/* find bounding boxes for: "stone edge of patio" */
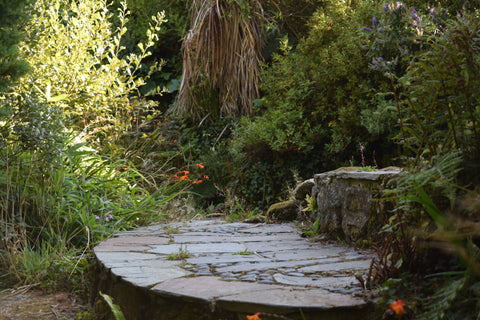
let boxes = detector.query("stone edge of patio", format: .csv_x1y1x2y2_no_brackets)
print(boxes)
94,219,377,320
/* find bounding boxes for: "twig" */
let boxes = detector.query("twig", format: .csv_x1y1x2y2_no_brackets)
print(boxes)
50,305,60,320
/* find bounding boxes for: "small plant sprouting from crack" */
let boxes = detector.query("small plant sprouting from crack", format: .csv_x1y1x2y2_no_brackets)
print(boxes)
233,249,254,256
163,225,182,235
166,246,191,260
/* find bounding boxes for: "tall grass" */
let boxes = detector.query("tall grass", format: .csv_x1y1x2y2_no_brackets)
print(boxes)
0,135,186,289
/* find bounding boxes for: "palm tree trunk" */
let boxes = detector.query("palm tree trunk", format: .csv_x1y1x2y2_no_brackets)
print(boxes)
176,0,265,120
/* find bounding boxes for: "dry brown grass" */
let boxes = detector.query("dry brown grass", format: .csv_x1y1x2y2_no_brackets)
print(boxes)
176,0,265,120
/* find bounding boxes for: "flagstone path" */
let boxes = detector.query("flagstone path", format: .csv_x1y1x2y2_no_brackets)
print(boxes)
94,219,377,320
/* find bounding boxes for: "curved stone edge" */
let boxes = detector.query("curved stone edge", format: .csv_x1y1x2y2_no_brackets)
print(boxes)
94,252,375,320
94,262,374,320
93,221,376,319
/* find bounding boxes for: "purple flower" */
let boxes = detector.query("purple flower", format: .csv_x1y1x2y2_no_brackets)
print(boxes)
383,3,390,12
105,216,110,222
363,27,373,32
395,1,404,10
95,215,100,220
371,57,384,66
429,8,435,17
370,57,385,70
412,9,420,20
372,17,378,28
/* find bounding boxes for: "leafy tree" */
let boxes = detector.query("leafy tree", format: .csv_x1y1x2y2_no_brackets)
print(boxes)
0,0,30,90
19,0,164,131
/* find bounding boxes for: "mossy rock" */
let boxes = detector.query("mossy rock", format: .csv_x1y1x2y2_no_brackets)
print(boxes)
294,179,314,201
267,200,298,221
333,166,363,172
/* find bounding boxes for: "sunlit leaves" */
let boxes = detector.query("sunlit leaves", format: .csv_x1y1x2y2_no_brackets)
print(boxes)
19,0,165,129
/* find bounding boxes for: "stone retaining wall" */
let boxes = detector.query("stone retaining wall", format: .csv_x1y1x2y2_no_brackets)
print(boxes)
312,167,401,244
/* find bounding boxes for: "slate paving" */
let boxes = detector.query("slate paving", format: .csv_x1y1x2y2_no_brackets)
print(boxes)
94,219,376,320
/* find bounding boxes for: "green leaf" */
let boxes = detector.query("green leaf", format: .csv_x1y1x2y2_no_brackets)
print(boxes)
99,292,126,320
406,181,445,225
47,94,71,102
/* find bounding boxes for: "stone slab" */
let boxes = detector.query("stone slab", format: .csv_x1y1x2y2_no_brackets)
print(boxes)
148,242,247,255
95,219,376,319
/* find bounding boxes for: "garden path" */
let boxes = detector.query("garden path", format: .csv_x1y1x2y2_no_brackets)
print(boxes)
94,219,376,320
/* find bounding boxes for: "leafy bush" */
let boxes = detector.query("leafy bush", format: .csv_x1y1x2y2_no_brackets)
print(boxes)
20,0,165,130
228,0,399,207
0,0,188,291
364,7,480,317
398,13,480,176
113,0,188,101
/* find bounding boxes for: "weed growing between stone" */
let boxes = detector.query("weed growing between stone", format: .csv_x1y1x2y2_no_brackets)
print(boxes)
233,249,254,256
166,246,191,260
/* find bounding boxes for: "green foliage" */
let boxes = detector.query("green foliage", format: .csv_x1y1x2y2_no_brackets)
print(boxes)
166,245,191,260
301,216,321,238
233,249,254,256
416,275,468,320
225,206,262,223
1,133,186,287
302,194,317,213
0,0,30,90
364,3,480,173
100,292,126,320
20,0,165,129
3,243,91,291
0,0,193,295
0,90,65,160
260,0,324,41
398,13,480,172
113,0,188,100
0,0,185,284
228,0,397,207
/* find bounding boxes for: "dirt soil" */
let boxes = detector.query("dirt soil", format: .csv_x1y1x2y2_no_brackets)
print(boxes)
0,287,90,320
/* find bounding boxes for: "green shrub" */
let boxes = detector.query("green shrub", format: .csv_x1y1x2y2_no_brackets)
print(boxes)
398,13,480,177
0,0,188,291
227,0,399,207
364,7,480,312
20,0,165,130
112,0,188,101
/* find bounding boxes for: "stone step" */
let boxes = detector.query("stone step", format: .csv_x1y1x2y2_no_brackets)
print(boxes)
94,219,376,320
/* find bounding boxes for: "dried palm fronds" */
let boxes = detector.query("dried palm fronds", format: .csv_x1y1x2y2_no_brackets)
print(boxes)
176,0,265,120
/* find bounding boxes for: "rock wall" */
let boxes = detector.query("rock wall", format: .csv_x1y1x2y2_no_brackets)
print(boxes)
312,167,401,244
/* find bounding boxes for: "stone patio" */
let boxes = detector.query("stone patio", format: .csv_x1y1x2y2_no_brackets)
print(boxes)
94,219,376,320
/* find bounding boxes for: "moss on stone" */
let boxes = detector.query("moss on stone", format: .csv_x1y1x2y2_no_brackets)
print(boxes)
267,200,298,221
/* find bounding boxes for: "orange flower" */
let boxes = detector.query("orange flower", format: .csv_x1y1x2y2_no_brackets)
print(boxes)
203,175,209,179
193,180,203,184
196,163,205,169
180,175,189,181
390,298,406,315
246,312,261,320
